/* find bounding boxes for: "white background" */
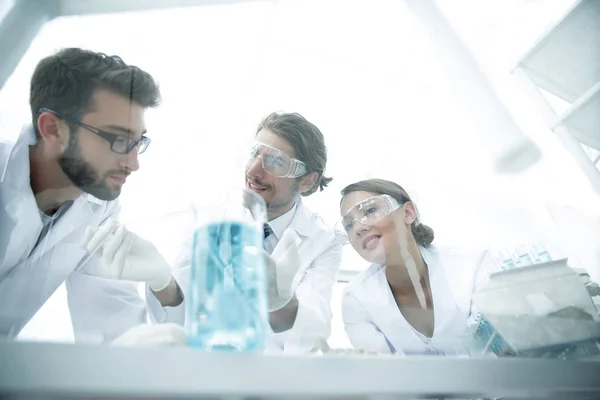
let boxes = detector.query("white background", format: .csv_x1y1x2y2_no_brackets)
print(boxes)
1,0,599,347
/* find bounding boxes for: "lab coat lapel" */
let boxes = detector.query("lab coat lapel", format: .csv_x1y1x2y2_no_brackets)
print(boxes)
359,265,413,354
422,247,458,333
0,125,36,186
30,196,96,261
422,247,471,349
0,127,43,269
27,195,99,301
352,248,479,355
272,200,334,291
1,186,42,270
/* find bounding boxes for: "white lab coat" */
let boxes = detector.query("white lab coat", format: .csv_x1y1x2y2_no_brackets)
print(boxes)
0,126,147,342
342,245,493,355
147,200,344,353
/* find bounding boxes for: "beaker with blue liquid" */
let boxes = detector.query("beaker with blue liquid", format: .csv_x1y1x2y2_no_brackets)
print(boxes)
186,189,269,352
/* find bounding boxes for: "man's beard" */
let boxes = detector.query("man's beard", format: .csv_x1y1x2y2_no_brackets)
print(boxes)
266,179,300,213
58,133,121,201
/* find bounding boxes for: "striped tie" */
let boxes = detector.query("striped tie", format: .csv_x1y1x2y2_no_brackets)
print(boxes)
263,223,272,239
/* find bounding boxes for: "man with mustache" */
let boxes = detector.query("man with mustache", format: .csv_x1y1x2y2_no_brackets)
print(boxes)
144,112,344,352
0,48,183,343
77,111,343,352
242,112,344,352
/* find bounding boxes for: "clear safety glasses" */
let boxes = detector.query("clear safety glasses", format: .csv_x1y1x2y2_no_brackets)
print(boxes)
247,141,307,178
338,194,402,235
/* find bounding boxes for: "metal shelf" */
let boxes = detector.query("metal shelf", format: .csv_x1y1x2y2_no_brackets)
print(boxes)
515,0,600,103
512,0,600,194
554,82,600,151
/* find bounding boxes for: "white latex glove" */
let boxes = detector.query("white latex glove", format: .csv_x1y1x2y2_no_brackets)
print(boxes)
81,218,173,291
111,324,187,347
264,229,302,311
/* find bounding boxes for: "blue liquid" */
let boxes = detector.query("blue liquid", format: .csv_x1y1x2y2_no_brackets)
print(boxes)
538,251,552,263
518,253,533,267
533,244,552,263
502,258,516,270
474,315,507,355
186,221,269,352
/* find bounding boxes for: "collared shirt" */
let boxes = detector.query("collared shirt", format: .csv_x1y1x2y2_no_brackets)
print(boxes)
32,201,74,253
263,202,297,254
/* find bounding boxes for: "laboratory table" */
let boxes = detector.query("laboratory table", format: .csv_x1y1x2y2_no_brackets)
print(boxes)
1,342,599,399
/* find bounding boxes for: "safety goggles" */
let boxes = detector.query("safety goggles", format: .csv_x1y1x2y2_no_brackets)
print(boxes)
338,194,402,235
247,141,307,178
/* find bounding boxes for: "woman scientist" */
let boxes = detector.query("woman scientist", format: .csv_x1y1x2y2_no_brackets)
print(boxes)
339,179,493,355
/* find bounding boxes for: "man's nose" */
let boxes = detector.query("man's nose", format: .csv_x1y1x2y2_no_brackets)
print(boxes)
246,156,265,177
121,150,140,172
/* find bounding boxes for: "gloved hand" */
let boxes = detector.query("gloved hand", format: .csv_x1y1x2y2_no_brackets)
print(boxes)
81,218,173,291
111,323,187,347
264,229,302,312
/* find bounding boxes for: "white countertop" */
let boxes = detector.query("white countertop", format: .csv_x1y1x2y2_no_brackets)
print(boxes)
1,342,600,399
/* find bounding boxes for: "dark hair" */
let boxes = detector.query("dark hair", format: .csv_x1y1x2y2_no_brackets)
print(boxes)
30,48,161,137
340,178,435,247
257,112,332,196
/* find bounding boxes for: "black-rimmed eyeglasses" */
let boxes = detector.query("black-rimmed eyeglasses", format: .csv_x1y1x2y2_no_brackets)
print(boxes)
38,108,151,154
